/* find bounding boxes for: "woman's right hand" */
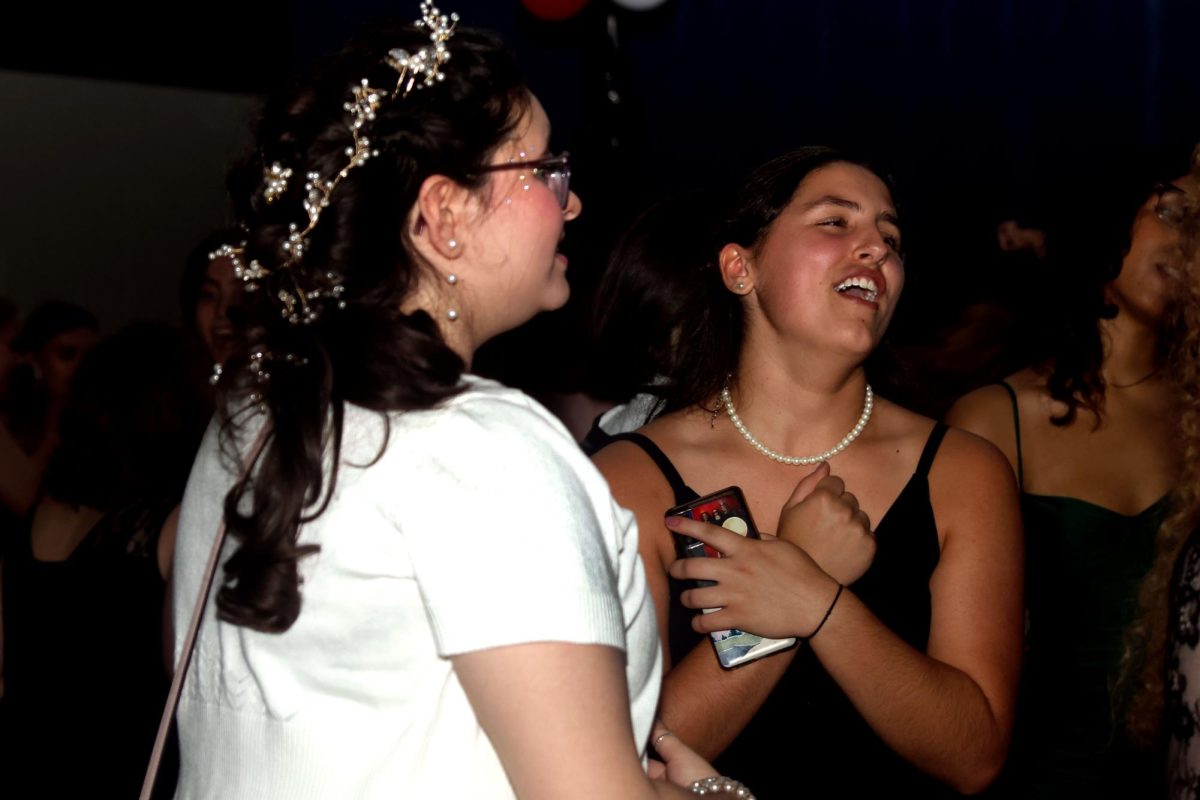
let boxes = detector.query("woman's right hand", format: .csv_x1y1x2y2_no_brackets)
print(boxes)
647,723,716,786
667,516,841,639
776,461,876,586
649,723,752,799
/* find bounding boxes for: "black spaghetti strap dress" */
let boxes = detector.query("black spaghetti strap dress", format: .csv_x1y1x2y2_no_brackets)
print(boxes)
601,425,956,798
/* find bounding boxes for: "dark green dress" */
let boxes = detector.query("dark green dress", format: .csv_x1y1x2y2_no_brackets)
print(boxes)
997,382,1167,798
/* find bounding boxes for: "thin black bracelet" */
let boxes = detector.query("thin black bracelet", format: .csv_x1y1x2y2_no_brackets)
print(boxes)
803,583,844,640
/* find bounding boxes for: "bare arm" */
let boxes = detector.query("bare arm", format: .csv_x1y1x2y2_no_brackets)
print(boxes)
594,443,802,758
593,444,873,759
818,433,1022,792
452,642,737,799
945,384,1022,480
672,431,1023,794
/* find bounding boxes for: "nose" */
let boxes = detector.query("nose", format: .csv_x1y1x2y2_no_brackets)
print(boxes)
564,189,582,222
227,304,248,329
855,231,888,265
216,293,232,322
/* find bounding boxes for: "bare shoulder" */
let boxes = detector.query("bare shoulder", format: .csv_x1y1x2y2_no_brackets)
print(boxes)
873,397,934,435
591,417,686,571
928,426,1021,546
590,415,685,515
591,439,665,505
878,399,1017,514
871,399,1000,475
1003,366,1048,393
932,426,1018,489
945,383,1013,434
944,368,1044,469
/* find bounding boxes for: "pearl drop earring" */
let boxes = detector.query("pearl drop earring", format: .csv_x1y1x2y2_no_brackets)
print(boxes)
446,270,459,320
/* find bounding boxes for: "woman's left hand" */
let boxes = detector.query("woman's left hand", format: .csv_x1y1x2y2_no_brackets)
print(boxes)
666,515,841,639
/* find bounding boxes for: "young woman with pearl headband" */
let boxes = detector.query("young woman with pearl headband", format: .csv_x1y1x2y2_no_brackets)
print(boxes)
168,7,750,798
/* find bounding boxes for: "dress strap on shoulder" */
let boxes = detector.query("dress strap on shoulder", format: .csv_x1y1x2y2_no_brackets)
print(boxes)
992,381,1024,489
579,415,614,457
606,432,700,505
915,422,950,478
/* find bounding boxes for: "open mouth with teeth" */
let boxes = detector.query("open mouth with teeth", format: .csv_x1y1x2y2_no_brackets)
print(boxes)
835,276,879,303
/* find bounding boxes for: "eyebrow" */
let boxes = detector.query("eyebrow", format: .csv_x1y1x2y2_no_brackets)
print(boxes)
1155,182,1185,196
804,195,901,227
803,195,860,212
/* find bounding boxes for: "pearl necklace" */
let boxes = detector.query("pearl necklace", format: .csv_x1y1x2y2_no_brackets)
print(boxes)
721,383,874,466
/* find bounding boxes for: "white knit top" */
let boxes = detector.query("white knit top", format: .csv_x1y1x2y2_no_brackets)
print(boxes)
172,377,661,799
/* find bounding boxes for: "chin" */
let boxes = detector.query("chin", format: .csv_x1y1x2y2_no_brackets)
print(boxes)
829,329,884,364
543,277,571,311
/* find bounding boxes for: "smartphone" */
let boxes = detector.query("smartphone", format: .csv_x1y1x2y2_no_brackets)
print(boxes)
667,486,797,668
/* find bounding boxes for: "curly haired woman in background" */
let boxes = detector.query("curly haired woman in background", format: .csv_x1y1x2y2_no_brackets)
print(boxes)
949,155,1200,797
1125,150,1200,799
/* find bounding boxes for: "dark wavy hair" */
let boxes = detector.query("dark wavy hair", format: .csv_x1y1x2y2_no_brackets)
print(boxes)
589,190,722,410
213,22,529,633
1036,171,1167,427
661,146,901,413
1036,154,1195,429
1123,143,1200,748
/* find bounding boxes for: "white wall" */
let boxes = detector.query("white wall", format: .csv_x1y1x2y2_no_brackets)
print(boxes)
0,70,260,330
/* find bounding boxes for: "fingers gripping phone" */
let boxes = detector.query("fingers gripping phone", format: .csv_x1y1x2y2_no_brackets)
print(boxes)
668,486,797,669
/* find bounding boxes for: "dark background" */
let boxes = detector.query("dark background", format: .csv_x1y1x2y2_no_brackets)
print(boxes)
4,0,1198,396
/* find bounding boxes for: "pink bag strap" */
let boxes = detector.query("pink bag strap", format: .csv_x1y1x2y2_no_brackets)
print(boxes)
140,429,268,800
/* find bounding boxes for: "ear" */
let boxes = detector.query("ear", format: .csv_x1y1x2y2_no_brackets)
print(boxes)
411,174,469,260
718,243,753,294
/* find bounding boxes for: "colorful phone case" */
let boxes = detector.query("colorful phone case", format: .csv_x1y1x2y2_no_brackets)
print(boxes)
668,486,797,668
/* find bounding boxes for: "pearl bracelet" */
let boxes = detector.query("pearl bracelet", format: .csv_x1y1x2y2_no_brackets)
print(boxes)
690,775,756,799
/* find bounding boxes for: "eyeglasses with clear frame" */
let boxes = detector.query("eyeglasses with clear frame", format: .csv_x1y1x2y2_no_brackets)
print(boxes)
474,152,571,209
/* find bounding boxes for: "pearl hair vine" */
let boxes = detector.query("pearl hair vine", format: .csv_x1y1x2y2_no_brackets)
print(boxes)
386,1,460,95
208,2,460,328
205,3,460,392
